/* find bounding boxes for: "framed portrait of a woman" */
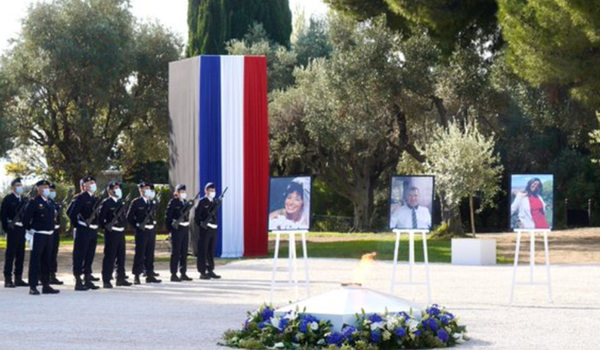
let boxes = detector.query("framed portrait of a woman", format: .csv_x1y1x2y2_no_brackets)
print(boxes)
268,176,312,231
510,174,554,230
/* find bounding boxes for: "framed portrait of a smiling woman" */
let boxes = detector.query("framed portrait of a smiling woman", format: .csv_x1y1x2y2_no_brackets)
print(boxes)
268,176,312,231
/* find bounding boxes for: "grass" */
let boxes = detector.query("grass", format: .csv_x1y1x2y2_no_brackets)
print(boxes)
1,232,512,264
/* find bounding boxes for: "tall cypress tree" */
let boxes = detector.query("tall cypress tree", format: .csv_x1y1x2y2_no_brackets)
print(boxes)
187,0,292,56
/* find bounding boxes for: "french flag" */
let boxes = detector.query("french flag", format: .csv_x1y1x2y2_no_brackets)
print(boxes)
168,55,269,258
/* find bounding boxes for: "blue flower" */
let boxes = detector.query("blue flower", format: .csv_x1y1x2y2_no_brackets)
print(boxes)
445,312,455,320
426,306,441,316
302,314,319,323
299,321,308,333
258,322,266,329
371,330,382,343
423,318,438,332
414,330,422,337
395,327,406,338
439,315,451,325
368,314,384,323
437,329,450,343
326,332,345,346
396,312,411,321
342,326,357,339
279,318,290,330
261,307,274,321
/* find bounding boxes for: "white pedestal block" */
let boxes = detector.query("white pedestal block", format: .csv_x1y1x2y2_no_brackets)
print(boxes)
451,238,496,265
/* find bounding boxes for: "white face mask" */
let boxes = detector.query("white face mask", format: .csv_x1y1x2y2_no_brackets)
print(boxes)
48,191,57,200
148,191,156,200
208,192,216,199
42,188,50,198
180,193,187,200
144,189,152,198
15,186,23,195
89,183,97,193
114,188,122,198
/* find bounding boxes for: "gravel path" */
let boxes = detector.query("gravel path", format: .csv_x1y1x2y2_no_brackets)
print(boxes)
1,258,599,350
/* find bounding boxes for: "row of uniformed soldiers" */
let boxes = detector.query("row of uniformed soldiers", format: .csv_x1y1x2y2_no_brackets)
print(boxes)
2,176,222,295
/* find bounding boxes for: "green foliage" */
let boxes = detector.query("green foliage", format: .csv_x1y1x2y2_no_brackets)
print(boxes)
187,0,292,56
0,0,182,188
498,0,600,109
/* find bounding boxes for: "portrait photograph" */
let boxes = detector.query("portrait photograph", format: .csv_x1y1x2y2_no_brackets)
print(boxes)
268,176,312,231
510,174,554,230
389,175,435,230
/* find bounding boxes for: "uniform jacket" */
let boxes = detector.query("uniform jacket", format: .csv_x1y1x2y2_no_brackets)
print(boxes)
22,196,55,232
165,198,191,232
0,193,25,232
194,197,218,228
98,196,128,230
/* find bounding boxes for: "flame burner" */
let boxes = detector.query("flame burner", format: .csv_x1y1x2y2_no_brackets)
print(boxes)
275,284,422,332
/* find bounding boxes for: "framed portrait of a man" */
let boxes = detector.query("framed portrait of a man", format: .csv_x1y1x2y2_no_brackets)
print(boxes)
268,176,312,231
389,175,435,231
510,174,554,230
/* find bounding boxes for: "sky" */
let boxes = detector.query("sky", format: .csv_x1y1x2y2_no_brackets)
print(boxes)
0,0,328,188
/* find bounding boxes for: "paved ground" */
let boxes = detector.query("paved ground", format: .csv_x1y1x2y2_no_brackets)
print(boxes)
1,257,599,350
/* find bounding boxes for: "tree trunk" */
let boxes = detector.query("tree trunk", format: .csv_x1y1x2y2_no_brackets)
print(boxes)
351,178,373,232
441,198,464,236
469,196,476,237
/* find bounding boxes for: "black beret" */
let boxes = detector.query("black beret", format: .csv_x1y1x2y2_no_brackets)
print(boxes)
147,183,155,190
107,181,120,190
176,184,186,191
36,180,51,187
205,182,215,190
11,178,23,186
137,181,146,189
49,183,56,190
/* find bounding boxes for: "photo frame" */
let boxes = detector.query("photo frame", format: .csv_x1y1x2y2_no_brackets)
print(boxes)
389,175,435,230
268,176,312,231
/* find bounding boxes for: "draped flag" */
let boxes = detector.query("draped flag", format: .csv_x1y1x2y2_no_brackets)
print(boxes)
168,55,269,258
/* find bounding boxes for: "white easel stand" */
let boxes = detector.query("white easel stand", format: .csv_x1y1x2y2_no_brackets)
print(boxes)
269,230,311,304
509,229,553,304
390,229,432,304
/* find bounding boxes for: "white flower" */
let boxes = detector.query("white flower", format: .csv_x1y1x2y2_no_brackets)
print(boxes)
284,311,298,321
274,342,285,348
270,317,281,330
317,339,325,345
310,321,319,331
370,321,384,330
407,319,419,332
386,315,400,329
453,332,466,344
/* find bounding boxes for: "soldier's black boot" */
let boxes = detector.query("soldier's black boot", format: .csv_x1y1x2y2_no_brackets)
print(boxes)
116,278,132,287
42,285,60,294
134,274,141,285
29,287,40,295
180,273,193,281
170,274,181,282
4,277,15,288
103,281,113,289
146,274,162,283
49,273,64,285
84,274,100,290
14,275,28,287
74,275,89,291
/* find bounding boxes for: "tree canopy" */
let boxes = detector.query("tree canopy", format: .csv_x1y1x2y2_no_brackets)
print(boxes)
0,0,182,188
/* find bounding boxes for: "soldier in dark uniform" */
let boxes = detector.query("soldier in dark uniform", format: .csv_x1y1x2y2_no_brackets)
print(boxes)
1,177,29,288
165,184,193,282
68,176,100,291
194,183,221,280
22,180,60,295
98,182,132,288
48,184,64,285
127,181,161,284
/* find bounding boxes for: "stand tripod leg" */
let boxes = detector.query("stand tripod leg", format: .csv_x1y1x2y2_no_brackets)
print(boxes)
270,232,281,304
509,230,522,304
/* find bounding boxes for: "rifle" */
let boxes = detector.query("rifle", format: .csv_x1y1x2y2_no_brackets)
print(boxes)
55,189,74,221
105,192,133,232
78,189,106,227
200,187,228,229
139,189,162,230
8,185,36,230
172,191,202,230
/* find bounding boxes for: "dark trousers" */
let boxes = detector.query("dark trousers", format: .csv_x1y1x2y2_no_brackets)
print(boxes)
28,233,52,287
132,228,156,276
3,226,26,279
196,227,217,274
102,229,126,282
51,229,60,273
72,226,98,276
170,227,189,274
